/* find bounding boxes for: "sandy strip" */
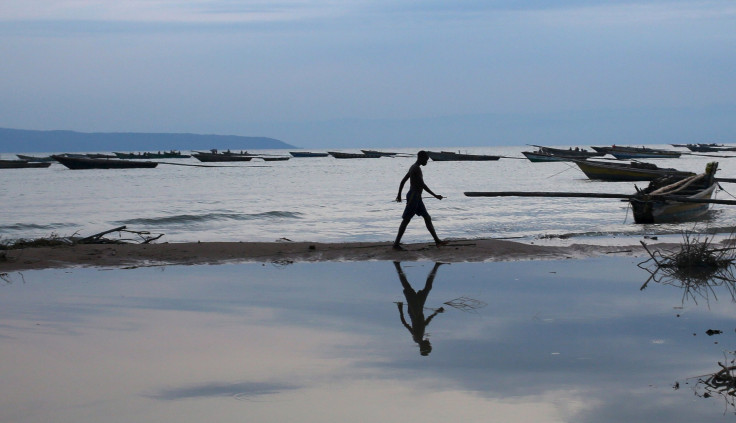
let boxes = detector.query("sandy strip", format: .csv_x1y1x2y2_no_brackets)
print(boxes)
0,238,671,272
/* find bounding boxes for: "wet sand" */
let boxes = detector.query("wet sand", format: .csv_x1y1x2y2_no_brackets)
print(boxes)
0,238,671,272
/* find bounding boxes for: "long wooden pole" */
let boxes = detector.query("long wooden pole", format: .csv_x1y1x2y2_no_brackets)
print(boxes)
463,191,736,205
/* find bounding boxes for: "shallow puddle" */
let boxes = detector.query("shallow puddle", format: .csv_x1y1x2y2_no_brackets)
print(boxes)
1,258,736,422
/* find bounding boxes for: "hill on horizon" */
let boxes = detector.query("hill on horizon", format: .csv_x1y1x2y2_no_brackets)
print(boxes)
0,128,297,153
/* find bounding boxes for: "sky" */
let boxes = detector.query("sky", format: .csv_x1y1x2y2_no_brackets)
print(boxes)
1,0,735,148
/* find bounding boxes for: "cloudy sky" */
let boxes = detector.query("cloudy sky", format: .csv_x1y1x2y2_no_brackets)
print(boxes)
1,0,735,148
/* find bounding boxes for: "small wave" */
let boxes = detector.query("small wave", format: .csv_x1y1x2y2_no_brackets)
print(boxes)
0,223,67,231
117,211,303,226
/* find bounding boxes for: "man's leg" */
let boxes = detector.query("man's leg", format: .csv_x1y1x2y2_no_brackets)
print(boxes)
393,218,411,249
422,215,446,246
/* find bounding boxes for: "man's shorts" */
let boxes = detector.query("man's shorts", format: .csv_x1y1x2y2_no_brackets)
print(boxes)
402,189,429,219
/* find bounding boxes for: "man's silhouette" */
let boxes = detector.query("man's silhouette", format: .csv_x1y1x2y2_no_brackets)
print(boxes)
394,261,445,356
393,150,445,250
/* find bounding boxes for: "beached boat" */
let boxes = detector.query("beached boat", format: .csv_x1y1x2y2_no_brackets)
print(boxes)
16,154,55,162
52,155,158,169
574,160,694,181
0,159,52,169
591,145,682,159
630,163,719,223
328,151,382,159
289,151,329,158
114,150,191,159
427,151,500,161
192,150,254,162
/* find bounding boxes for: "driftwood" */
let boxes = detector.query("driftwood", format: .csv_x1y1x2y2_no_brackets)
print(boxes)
1,226,164,250
78,226,164,244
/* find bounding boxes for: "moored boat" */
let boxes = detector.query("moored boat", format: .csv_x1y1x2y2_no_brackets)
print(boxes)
289,151,329,158
592,145,682,159
328,151,382,159
630,162,719,223
192,150,254,162
522,146,602,162
114,150,191,159
16,154,55,162
361,150,399,157
52,155,158,169
427,151,500,161
0,159,52,169
573,160,694,181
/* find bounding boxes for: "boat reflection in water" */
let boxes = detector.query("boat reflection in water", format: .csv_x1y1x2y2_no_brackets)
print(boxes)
394,261,446,356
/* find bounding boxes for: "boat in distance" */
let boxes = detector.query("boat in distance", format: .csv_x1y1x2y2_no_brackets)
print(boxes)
0,159,52,169
573,160,694,181
16,154,56,162
591,145,682,159
289,151,329,158
52,155,158,169
192,150,254,162
328,151,383,159
427,151,500,161
114,150,191,159
522,146,604,162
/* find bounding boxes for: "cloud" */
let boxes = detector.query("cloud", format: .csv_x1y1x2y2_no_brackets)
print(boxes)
148,381,298,400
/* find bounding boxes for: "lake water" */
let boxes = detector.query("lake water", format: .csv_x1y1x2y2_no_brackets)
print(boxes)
2,258,736,422
3,145,736,246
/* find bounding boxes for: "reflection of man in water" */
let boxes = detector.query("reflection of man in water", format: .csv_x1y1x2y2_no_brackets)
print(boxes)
394,261,445,356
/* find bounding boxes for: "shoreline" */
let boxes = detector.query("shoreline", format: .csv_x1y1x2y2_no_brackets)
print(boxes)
0,238,675,272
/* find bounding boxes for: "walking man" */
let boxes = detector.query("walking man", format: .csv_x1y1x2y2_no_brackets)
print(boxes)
393,150,445,250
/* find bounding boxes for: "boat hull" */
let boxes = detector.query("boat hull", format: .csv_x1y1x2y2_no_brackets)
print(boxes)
630,183,717,223
192,153,253,162
52,155,158,169
427,151,500,161
328,151,382,158
0,160,51,169
289,152,329,157
574,160,693,181
522,152,575,162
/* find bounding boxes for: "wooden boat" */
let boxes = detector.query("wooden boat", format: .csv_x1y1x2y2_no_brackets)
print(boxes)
0,159,52,169
630,163,719,223
591,145,681,159
573,160,694,181
361,150,399,157
328,151,382,159
52,155,158,169
523,146,603,162
289,151,329,158
192,150,254,162
427,151,500,161
86,153,117,159
114,150,191,159
464,163,726,224
16,154,55,162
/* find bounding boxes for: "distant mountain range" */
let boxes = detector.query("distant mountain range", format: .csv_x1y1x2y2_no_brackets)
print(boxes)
0,128,296,153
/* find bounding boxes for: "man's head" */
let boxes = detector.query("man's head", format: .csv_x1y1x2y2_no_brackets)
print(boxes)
417,150,429,165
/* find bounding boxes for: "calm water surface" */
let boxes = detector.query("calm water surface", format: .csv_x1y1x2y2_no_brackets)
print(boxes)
3,145,736,244
2,258,736,422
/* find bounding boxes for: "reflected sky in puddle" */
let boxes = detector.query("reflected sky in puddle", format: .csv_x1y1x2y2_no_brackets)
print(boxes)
2,258,736,422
